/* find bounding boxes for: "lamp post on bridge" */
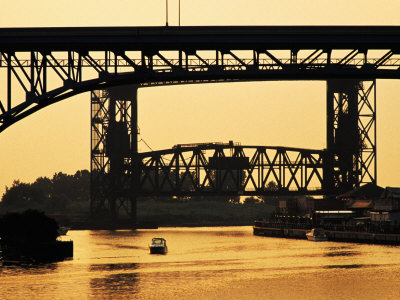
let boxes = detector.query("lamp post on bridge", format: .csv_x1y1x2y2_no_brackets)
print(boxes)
165,0,181,26
166,0,168,27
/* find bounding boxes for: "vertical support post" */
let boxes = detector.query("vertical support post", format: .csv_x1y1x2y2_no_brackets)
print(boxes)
131,88,138,223
326,50,331,65
108,95,117,219
91,90,111,220
175,148,180,191
179,50,182,69
324,81,335,193
291,50,298,64
42,53,47,94
196,150,200,188
7,53,11,110
105,51,108,73
30,51,35,96
374,79,377,181
114,52,118,75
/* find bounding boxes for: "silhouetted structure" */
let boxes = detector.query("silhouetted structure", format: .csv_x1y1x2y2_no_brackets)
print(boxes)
0,210,73,263
1,26,393,222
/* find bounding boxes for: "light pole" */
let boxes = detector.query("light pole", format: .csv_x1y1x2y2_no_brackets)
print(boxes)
166,0,169,26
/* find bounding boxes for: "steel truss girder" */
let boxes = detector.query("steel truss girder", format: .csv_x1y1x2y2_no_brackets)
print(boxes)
137,144,325,196
1,45,400,132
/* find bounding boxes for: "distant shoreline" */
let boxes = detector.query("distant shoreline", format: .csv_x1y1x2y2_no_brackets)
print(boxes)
68,220,253,230
1,199,274,231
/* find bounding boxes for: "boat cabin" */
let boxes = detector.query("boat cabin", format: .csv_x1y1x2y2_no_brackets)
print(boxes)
149,238,168,254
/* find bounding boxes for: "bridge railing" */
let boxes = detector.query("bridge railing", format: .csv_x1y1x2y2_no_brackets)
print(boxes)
2,57,400,69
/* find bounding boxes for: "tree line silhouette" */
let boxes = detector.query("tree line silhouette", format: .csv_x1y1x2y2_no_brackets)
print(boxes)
1,169,278,225
1,170,90,214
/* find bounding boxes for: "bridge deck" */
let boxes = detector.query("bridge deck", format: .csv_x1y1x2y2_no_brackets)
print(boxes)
1,26,400,51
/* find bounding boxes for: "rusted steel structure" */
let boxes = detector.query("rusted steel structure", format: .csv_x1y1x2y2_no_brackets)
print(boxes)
0,26,396,219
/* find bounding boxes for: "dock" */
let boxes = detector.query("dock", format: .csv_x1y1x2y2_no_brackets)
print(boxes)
253,223,400,245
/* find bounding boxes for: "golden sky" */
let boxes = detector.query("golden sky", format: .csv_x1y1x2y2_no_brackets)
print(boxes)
1,0,400,196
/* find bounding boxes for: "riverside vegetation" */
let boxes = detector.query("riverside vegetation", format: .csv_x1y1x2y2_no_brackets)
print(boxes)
0,170,275,227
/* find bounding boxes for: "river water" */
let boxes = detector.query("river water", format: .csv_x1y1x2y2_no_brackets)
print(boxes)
1,226,400,299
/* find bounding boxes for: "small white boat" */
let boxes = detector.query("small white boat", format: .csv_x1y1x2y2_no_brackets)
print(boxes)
306,228,328,241
149,238,168,254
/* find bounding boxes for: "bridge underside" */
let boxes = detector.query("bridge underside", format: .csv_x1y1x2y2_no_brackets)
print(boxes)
0,26,396,133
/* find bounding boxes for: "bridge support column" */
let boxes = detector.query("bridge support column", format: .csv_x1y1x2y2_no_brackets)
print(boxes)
90,85,139,226
324,80,376,194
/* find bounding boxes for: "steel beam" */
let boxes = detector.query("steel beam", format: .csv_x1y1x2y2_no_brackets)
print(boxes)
1,26,400,51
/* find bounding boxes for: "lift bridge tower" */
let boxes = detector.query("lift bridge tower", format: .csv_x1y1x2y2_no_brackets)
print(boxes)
324,79,376,193
90,85,139,223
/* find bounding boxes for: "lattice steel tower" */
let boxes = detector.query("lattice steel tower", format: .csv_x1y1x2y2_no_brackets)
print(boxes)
90,85,139,222
324,79,376,193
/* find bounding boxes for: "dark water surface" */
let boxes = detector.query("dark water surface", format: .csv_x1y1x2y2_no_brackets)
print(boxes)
1,226,400,299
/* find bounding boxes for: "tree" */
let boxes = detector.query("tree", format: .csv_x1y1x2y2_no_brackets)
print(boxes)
266,180,279,191
1,180,36,208
259,181,280,205
0,170,90,214
243,196,260,204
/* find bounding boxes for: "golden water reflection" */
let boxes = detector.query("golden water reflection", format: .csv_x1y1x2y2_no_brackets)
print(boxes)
1,227,400,299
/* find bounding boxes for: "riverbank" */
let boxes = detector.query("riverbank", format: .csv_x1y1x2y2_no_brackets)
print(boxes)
253,223,400,245
51,200,275,230
68,219,255,230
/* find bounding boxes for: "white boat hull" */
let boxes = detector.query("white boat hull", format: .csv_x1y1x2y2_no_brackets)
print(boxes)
306,229,328,241
306,234,328,242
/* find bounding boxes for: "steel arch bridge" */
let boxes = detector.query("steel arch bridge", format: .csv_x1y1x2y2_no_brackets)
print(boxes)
1,26,398,220
1,26,399,132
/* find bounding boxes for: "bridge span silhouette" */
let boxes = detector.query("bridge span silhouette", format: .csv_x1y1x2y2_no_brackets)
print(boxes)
1,26,399,220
